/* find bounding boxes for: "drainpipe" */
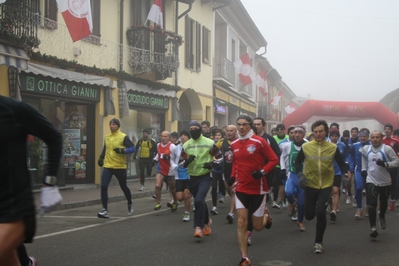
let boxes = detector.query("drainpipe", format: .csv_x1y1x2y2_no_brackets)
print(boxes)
119,0,124,71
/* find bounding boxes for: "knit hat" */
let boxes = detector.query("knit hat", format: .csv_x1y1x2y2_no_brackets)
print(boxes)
143,128,150,134
171,131,179,138
236,115,253,124
188,120,201,128
109,118,120,128
180,130,191,138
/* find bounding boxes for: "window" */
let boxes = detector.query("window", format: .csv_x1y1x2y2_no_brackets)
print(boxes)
91,0,100,37
202,26,211,64
44,0,57,30
131,0,150,27
185,15,201,72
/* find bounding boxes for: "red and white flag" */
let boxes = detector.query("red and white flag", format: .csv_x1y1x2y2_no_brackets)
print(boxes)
56,0,93,42
270,91,283,106
147,0,163,29
255,70,268,97
285,102,296,114
234,53,255,86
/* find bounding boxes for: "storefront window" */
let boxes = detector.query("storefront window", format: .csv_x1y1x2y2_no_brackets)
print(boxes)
24,98,92,186
123,109,162,178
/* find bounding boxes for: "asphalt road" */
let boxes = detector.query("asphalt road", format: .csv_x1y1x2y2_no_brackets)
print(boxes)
27,193,399,266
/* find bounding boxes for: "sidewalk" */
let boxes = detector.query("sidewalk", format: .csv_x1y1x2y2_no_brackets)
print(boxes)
33,177,167,211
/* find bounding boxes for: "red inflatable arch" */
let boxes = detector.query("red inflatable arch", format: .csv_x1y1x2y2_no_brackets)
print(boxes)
282,100,399,129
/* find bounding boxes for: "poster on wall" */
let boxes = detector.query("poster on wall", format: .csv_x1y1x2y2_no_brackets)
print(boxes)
63,156,75,168
75,156,86,179
64,129,81,155
64,105,87,129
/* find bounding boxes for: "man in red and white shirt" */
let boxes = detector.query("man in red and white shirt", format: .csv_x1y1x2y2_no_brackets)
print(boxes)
382,123,399,210
230,115,279,266
153,131,178,211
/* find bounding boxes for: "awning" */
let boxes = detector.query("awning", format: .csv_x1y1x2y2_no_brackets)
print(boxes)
123,80,176,98
0,44,29,69
23,62,112,88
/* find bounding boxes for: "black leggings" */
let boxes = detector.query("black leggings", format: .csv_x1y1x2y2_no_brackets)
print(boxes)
304,186,332,244
138,158,153,185
101,168,132,210
367,183,390,228
211,172,225,207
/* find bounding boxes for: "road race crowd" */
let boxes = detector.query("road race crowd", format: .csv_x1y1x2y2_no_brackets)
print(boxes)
3,94,399,266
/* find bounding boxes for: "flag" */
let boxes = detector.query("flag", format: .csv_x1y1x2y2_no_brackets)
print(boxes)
234,53,255,86
285,102,296,114
255,70,268,97
270,91,283,106
56,0,93,42
147,0,163,29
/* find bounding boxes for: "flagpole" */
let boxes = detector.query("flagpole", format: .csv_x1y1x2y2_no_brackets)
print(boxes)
134,19,149,47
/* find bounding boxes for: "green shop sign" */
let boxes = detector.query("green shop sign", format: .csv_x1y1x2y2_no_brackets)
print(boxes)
127,91,169,110
20,73,100,102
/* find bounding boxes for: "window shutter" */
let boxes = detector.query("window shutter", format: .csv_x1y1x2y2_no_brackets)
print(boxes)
202,26,210,64
185,15,191,69
196,22,201,71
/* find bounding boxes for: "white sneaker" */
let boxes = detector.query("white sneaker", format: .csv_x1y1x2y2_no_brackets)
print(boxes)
183,212,190,222
211,206,218,215
97,209,109,218
29,256,38,266
128,204,134,216
139,185,145,191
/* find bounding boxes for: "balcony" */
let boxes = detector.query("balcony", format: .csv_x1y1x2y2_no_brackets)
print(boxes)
126,26,181,80
213,55,235,87
0,0,40,49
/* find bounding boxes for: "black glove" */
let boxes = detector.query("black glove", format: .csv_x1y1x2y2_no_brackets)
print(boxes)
279,169,287,180
210,144,219,156
361,170,367,178
298,172,307,189
203,162,214,170
113,148,126,154
162,155,171,160
226,177,235,186
252,169,266,180
98,157,104,167
183,155,196,168
376,159,386,167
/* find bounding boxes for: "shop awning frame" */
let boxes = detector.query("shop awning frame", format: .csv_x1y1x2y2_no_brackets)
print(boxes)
0,44,29,69
123,80,176,98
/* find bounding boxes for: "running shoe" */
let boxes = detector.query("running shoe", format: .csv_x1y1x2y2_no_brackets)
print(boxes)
167,201,174,208
379,217,386,229
355,209,362,219
272,201,280,209
247,231,252,246
314,243,323,254
239,257,252,266
127,204,134,216
204,218,212,236
389,200,395,211
342,188,346,194
29,256,38,266
219,197,225,203
345,195,351,204
211,206,219,215
139,185,145,191
291,209,298,221
152,194,156,199
227,213,234,224
171,202,178,212
297,222,306,232
154,203,161,210
330,210,337,221
370,227,378,238
352,197,357,208
97,209,109,218
183,212,190,222
194,227,203,238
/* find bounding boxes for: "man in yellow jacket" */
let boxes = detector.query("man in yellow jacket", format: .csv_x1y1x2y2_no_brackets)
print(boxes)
97,118,136,218
294,120,347,254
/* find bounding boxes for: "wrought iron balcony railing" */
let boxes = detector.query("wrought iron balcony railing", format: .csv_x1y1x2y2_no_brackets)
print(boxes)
213,55,235,87
126,26,181,80
0,0,40,49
